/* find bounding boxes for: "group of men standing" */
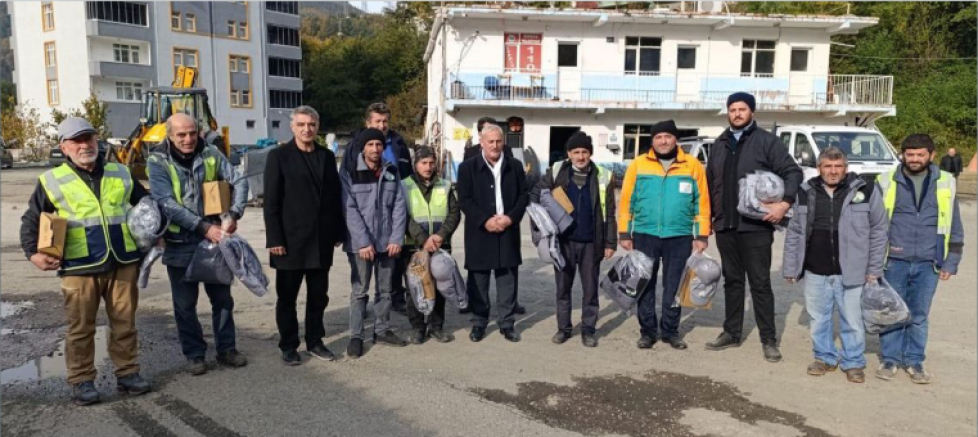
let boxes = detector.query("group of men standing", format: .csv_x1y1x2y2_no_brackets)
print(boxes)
21,91,964,405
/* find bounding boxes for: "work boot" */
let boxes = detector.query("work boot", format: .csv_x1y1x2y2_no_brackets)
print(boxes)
374,330,408,347
762,341,782,363
428,328,454,343
187,357,207,376
409,328,427,345
469,326,486,342
807,361,838,376
875,362,899,381
307,343,336,362
705,332,741,351
117,373,151,395
905,364,933,384
582,333,598,348
500,327,521,342
844,368,866,383
217,350,248,368
72,381,101,406
637,335,656,349
552,331,572,345
661,336,688,350
282,349,302,366
514,303,527,315
347,338,364,359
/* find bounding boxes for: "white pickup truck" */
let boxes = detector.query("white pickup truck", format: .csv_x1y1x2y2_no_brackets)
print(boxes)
773,125,900,184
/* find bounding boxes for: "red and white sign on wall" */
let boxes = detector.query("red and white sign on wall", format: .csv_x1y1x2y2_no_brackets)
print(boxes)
504,33,542,72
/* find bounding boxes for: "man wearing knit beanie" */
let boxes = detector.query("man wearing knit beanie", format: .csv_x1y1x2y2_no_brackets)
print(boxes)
533,130,617,347
704,92,803,363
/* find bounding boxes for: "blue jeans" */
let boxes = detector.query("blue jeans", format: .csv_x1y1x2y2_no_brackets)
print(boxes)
879,259,940,366
634,234,691,339
166,266,237,360
803,272,866,370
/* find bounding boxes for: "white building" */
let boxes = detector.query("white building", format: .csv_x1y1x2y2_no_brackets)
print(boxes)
423,4,896,170
10,1,303,143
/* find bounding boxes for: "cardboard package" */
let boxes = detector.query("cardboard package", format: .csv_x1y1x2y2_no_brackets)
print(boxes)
676,267,713,309
38,212,67,259
203,181,231,216
410,251,437,300
551,186,575,214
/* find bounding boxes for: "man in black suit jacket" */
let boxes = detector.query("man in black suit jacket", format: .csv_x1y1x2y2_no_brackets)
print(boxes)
264,106,346,365
456,124,529,343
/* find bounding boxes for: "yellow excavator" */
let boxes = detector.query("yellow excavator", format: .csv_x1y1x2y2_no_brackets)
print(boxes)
109,66,230,178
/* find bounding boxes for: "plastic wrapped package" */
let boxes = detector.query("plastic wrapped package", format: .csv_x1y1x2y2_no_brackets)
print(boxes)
527,202,566,270
429,250,468,310
127,197,168,252
599,251,654,315
184,240,234,285
138,246,164,289
862,279,911,334
406,251,436,315
538,189,573,233
737,171,792,221
673,252,722,308
219,234,269,297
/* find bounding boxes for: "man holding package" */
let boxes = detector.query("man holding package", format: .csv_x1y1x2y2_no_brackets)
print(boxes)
402,146,461,344
618,120,710,350
20,117,151,405
533,131,617,348
783,147,888,383
148,113,249,376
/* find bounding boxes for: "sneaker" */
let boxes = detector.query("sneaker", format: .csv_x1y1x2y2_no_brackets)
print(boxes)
282,349,302,365
409,329,427,345
637,335,656,349
844,368,866,383
428,329,454,343
762,342,782,363
875,362,899,381
72,381,100,406
187,357,207,376
307,344,336,362
552,331,572,345
807,361,838,376
217,350,248,368
347,338,364,359
705,332,741,351
582,333,598,348
905,364,933,384
116,373,151,395
374,330,408,347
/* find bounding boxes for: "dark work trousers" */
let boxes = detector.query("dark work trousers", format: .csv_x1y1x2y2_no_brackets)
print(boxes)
391,251,409,309
166,266,237,360
405,250,446,331
634,234,692,339
554,241,601,336
275,268,330,351
715,230,777,344
467,267,519,330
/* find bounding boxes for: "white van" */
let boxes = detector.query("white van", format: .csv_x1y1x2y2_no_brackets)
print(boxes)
774,126,900,183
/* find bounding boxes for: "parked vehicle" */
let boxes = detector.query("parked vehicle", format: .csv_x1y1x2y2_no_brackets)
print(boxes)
774,125,900,184
49,141,109,167
679,136,714,166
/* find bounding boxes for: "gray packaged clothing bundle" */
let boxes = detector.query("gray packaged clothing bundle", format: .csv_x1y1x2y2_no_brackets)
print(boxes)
219,234,269,297
527,202,566,270
127,197,168,252
538,189,573,233
406,252,435,316
862,279,911,334
429,250,468,309
674,252,722,308
184,240,234,285
138,246,164,289
737,170,793,221
599,251,654,315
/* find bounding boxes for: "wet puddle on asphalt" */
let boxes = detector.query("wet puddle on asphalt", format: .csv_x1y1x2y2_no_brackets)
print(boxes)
475,371,836,437
1,326,111,385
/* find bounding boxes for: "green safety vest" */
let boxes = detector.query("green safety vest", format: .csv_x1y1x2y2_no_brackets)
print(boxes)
402,178,450,246
39,163,140,271
148,147,220,233
877,168,956,263
552,161,611,217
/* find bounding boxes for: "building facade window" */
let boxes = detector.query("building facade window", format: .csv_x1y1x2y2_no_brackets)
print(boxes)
113,44,141,64
266,2,299,15
238,22,248,39
115,81,143,101
171,11,180,30
229,55,252,108
44,42,57,67
624,37,661,76
267,25,299,47
47,79,59,105
184,13,196,32
42,3,55,31
268,57,300,78
623,124,653,160
790,48,810,72
86,2,149,27
741,40,776,77
677,46,696,69
269,90,301,109
173,48,199,77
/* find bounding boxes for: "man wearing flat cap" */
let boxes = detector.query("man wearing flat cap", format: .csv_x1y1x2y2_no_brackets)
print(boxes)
20,117,152,405
705,92,803,362
618,120,710,350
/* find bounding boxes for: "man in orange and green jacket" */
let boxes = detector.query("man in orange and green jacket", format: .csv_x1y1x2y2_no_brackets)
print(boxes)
618,120,711,350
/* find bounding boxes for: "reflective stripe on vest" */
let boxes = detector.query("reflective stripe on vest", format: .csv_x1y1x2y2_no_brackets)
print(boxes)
552,161,609,216
402,178,450,246
39,163,140,270
148,149,219,233
877,169,955,263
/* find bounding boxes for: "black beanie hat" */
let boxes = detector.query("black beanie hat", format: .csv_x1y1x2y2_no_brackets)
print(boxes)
565,131,593,153
360,128,386,147
727,92,756,112
650,120,680,140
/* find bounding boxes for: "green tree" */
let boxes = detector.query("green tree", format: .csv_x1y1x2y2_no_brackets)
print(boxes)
50,93,111,139
2,102,51,161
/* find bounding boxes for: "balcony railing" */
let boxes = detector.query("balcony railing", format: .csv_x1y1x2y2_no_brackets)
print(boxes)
446,70,894,109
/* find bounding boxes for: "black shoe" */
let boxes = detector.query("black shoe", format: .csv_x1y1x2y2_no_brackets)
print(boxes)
72,381,100,406
763,341,783,363
582,333,598,348
706,333,742,351
347,338,363,358
307,343,337,361
637,335,656,349
116,373,151,395
374,330,408,347
428,329,454,343
282,349,302,365
500,328,521,342
187,357,207,376
662,336,688,350
217,350,248,368
409,329,427,345
470,326,486,342
514,304,527,315
551,331,572,344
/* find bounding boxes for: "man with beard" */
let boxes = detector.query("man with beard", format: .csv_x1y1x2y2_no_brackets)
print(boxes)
705,92,803,362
